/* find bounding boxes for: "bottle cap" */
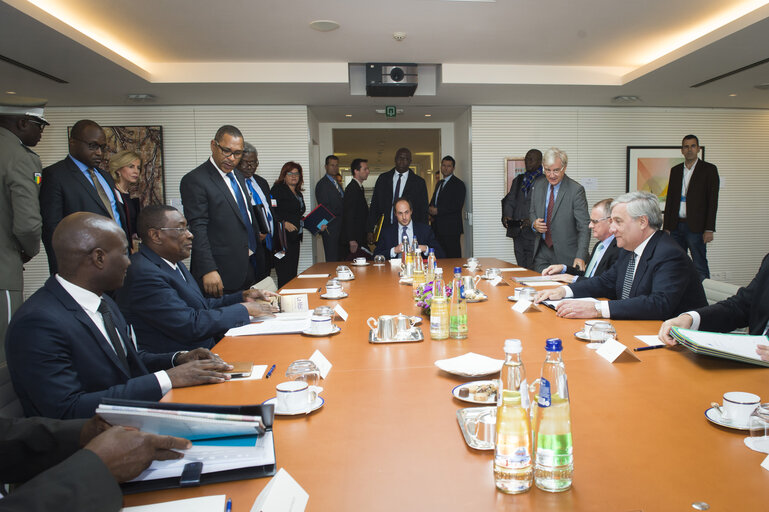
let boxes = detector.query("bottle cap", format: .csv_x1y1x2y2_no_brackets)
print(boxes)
429,248,434,253
545,338,563,351
504,339,522,354
454,266,461,273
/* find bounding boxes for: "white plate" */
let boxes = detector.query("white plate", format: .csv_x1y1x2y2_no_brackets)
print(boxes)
320,292,348,299
351,262,370,266
301,325,341,337
507,295,519,302
434,352,504,377
263,396,325,416
704,407,750,431
452,380,498,404
399,277,413,285
337,275,355,281
465,293,488,303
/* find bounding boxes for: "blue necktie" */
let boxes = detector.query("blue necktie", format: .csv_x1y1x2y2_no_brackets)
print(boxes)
246,179,273,250
392,173,403,223
227,172,257,253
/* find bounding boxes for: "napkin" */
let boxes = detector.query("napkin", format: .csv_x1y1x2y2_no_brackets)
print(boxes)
744,436,769,454
434,352,504,377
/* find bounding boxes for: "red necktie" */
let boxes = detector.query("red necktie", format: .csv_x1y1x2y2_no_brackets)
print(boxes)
545,185,554,248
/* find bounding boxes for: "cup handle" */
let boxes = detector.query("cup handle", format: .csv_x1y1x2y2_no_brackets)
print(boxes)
711,402,727,418
367,317,377,331
473,275,481,287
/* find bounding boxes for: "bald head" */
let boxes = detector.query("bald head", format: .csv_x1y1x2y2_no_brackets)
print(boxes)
53,212,130,293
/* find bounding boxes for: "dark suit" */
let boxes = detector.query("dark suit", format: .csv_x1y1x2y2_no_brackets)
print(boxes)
0,416,121,511
40,156,127,274
115,244,250,353
374,222,446,259
566,237,620,279
5,277,173,419
569,231,707,320
697,253,769,335
341,179,369,259
529,175,590,272
315,175,344,262
238,170,275,281
270,183,305,288
180,160,261,295
502,172,544,270
429,174,466,258
369,169,428,232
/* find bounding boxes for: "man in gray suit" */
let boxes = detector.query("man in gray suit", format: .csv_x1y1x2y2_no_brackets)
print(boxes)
529,147,590,272
0,97,46,361
315,154,344,262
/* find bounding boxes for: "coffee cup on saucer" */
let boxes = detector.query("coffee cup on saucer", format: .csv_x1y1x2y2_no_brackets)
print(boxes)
484,268,502,280
276,381,319,413
467,257,480,271
517,287,536,302
353,257,366,265
714,391,760,425
325,279,343,297
336,265,353,279
308,314,333,335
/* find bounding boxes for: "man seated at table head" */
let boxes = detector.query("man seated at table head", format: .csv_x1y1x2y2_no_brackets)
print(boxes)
374,198,446,259
5,212,234,419
658,252,769,361
115,205,278,353
541,198,619,283
534,191,707,320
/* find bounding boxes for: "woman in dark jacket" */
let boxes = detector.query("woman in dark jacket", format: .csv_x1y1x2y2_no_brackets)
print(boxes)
109,150,142,253
270,161,306,287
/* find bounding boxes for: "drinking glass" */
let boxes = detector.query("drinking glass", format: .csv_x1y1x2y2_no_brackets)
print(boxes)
587,321,616,349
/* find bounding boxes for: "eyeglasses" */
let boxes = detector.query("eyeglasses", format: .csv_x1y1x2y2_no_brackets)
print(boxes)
589,217,609,224
73,138,108,152
153,227,191,236
544,167,564,176
27,118,46,131
286,171,300,176
214,141,244,159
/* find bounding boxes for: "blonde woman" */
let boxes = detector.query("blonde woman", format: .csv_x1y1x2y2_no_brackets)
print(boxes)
109,150,142,252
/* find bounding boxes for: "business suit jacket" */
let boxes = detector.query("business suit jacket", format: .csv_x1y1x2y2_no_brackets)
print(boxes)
569,231,707,320
429,174,466,236
39,156,126,274
374,221,446,259
697,252,769,335
315,175,344,261
270,182,306,244
529,175,590,264
115,244,250,353
663,159,719,233
180,160,261,294
566,237,620,278
341,179,369,252
6,277,173,419
0,127,42,293
0,416,121,511
369,169,429,231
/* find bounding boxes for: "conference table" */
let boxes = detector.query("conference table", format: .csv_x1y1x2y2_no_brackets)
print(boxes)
125,258,768,511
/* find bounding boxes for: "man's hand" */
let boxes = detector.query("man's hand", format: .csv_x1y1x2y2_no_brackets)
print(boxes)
259,233,267,241
757,345,769,361
658,314,693,346
284,221,298,233
243,289,278,302
202,271,223,297
177,348,225,364
501,216,510,228
555,299,599,319
428,206,438,216
243,301,278,317
572,258,586,272
552,274,578,284
534,287,567,303
542,264,566,276
318,224,328,233
393,243,404,255
85,426,191,482
703,231,714,244
418,245,428,254
167,359,233,387
532,218,547,233
79,415,112,447
349,240,359,254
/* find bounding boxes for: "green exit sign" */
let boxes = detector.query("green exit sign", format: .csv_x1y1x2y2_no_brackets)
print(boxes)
385,105,396,118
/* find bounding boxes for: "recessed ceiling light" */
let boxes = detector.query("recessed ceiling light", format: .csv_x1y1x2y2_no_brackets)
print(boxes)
424,114,432,117
393,32,406,41
310,20,340,32
344,114,352,118
6,91,16,94
754,83,769,90
729,93,737,97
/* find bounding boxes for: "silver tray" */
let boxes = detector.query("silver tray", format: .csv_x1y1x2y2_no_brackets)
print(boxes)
456,406,496,450
368,327,424,344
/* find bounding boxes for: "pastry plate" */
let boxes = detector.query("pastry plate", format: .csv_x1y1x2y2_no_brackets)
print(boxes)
320,292,348,299
452,380,498,404
263,396,324,416
704,407,750,431
301,325,341,337
465,292,488,303
456,406,496,450
399,277,413,284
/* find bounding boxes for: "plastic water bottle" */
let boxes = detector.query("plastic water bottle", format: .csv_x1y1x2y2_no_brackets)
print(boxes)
533,338,573,492
429,268,448,340
449,266,468,339
494,390,533,493
425,248,436,283
412,246,425,298
500,339,530,412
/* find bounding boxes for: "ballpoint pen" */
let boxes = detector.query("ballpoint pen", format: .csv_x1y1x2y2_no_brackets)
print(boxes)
265,364,276,378
633,345,666,352
226,498,232,512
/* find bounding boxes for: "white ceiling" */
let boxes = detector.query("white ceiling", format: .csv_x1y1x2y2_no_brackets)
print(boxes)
1,0,769,122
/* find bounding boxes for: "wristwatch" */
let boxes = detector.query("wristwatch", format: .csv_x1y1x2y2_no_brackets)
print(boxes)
172,350,189,366
594,302,603,316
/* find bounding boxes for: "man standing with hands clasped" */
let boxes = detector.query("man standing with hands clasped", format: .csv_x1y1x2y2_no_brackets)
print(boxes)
429,155,466,258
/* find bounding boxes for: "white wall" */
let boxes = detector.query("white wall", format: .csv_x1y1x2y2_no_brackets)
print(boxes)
452,108,472,256
24,105,311,297
470,106,769,286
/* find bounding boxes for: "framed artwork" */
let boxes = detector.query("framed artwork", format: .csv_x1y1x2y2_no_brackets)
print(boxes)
505,157,526,193
626,146,705,208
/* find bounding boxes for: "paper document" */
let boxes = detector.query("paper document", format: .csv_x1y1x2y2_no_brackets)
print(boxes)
250,468,308,512
635,335,664,347
672,328,768,364
226,312,312,336
280,288,319,294
234,364,268,381
524,281,561,287
121,494,226,512
515,275,561,283
500,268,527,272
297,274,330,279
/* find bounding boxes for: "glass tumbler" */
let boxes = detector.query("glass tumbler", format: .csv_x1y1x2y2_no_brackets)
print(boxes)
286,360,321,388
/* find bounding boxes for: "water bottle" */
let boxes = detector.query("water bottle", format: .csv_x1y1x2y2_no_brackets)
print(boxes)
494,389,533,494
533,338,573,492
500,339,529,412
425,248,436,283
429,268,448,340
412,246,426,298
449,267,468,339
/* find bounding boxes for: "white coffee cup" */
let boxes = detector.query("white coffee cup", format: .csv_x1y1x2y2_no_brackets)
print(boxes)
309,314,333,334
354,257,366,265
583,319,602,339
719,391,760,425
325,280,343,297
467,258,480,271
276,381,319,413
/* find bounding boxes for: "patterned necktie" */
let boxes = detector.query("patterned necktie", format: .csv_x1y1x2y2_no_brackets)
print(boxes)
88,168,115,221
392,172,403,223
227,172,257,253
434,180,445,206
545,185,554,248
97,300,128,372
402,225,409,246
585,242,604,278
621,253,636,300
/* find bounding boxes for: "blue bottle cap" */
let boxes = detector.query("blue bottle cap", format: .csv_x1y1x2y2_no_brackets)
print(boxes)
429,248,434,253
545,338,562,351
454,266,461,273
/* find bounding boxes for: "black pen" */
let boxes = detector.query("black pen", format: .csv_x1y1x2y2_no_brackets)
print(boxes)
265,364,276,378
634,345,665,352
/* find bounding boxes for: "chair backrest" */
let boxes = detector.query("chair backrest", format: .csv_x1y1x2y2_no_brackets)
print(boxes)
702,278,740,306
0,361,23,418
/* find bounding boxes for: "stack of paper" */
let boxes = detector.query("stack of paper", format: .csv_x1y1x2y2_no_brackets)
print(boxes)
671,327,769,367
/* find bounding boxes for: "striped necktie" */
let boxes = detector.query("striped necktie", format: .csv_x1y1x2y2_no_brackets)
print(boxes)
621,253,636,300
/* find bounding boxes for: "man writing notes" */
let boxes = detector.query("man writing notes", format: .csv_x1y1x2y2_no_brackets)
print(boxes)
180,125,262,297
374,198,445,259
541,198,619,282
341,158,371,258
529,147,590,273
369,147,429,233
501,149,543,270
658,252,769,360
663,134,719,281
534,192,706,320
428,155,466,258
116,205,277,353
5,213,232,419
315,154,345,262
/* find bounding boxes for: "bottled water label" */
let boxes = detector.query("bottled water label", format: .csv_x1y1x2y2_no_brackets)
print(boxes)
495,448,531,469
538,377,551,407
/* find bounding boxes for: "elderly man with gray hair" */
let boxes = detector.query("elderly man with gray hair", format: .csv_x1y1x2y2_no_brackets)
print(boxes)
534,191,706,320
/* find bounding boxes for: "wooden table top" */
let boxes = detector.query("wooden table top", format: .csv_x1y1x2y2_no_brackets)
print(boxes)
124,258,769,511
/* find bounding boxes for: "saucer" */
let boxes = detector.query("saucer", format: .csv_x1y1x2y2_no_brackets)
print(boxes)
301,325,341,337
574,330,592,342
399,277,413,284
337,275,355,281
704,407,751,430
452,380,498,405
351,262,370,266
320,292,348,299
465,292,488,303
263,396,324,416
507,295,519,302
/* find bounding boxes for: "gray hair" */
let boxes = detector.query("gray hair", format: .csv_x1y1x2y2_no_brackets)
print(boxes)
242,142,257,156
611,191,662,229
542,147,568,167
